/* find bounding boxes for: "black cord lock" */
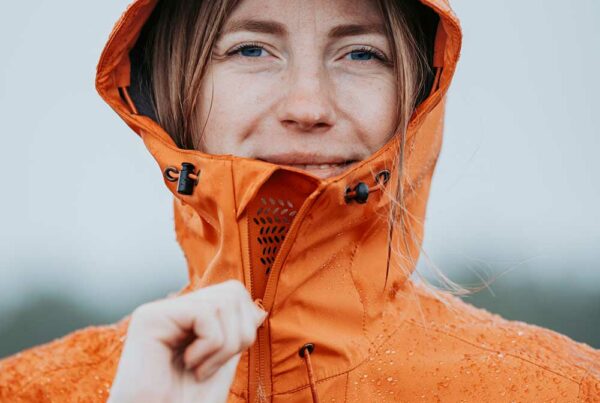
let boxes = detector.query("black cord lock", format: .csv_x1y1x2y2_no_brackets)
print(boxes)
344,169,391,204
164,162,200,195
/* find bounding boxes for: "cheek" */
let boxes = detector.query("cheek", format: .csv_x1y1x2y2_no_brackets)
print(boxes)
196,69,275,155
334,73,397,151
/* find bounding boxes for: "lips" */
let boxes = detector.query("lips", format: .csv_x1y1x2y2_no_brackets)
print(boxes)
264,160,358,179
256,153,360,178
285,162,354,170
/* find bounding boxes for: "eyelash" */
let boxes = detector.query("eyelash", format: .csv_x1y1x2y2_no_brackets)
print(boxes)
226,42,389,64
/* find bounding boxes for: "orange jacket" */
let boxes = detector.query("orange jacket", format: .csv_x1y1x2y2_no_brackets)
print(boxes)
1,1,599,402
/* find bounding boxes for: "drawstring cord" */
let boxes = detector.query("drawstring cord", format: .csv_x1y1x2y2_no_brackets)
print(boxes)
164,163,200,195
344,169,391,204
299,343,320,403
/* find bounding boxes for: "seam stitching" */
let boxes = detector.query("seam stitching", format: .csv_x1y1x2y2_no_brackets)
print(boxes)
407,319,582,385
269,318,407,397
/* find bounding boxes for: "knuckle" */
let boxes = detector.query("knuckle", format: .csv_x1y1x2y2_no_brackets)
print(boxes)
131,302,156,323
206,333,225,350
226,279,247,293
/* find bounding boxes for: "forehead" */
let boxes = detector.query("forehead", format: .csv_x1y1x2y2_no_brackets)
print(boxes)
225,0,384,30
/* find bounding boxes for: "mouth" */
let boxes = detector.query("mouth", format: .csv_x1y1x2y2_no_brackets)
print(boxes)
283,161,358,178
257,154,359,179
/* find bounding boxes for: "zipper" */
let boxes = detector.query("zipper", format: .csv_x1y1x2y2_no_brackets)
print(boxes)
247,185,324,403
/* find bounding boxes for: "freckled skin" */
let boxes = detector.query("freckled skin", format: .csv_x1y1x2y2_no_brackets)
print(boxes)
197,0,397,178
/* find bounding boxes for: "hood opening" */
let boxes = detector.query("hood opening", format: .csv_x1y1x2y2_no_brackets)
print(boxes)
96,1,461,150
124,0,441,146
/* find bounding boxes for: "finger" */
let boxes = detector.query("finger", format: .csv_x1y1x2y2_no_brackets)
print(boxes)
188,353,243,403
194,301,241,381
182,306,225,370
252,303,268,328
129,298,192,346
239,299,263,348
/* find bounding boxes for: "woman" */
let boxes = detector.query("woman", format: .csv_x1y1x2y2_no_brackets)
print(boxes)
1,0,598,402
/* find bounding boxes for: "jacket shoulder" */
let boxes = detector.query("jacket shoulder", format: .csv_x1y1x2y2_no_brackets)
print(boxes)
407,284,600,400
0,318,129,403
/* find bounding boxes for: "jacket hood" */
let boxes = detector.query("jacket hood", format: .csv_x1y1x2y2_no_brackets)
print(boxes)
95,0,462,399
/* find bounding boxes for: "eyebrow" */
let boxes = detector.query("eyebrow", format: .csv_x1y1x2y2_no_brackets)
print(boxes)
328,23,386,38
221,19,287,37
220,19,386,39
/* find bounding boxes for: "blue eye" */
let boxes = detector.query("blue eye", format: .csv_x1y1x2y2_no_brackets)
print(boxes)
349,50,375,61
228,43,269,58
346,47,388,64
239,46,265,57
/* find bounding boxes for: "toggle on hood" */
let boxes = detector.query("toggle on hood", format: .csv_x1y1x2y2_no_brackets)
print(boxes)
95,0,462,400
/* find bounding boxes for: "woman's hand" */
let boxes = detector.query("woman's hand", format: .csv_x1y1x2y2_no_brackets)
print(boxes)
108,280,267,403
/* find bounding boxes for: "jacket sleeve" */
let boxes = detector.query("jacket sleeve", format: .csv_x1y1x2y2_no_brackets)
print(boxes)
0,318,129,403
579,361,600,403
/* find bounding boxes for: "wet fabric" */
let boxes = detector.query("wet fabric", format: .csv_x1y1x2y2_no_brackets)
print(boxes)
1,0,599,402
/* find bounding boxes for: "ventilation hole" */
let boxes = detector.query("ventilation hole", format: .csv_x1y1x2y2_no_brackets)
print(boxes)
253,194,298,275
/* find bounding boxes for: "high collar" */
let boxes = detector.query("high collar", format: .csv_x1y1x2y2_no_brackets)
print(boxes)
95,0,462,396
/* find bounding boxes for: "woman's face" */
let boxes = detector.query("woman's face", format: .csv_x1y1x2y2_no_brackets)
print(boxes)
198,0,397,179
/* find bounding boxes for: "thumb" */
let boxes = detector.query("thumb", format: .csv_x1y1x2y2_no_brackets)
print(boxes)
191,353,242,403
252,305,268,327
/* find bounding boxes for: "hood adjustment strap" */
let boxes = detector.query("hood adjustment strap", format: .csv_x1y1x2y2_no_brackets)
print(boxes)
164,163,200,195
299,343,320,403
118,87,139,115
344,169,391,205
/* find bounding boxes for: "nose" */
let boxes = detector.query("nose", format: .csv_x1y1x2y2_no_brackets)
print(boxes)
276,64,336,133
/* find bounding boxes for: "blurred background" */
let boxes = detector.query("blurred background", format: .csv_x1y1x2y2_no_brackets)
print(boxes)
0,1,598,358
